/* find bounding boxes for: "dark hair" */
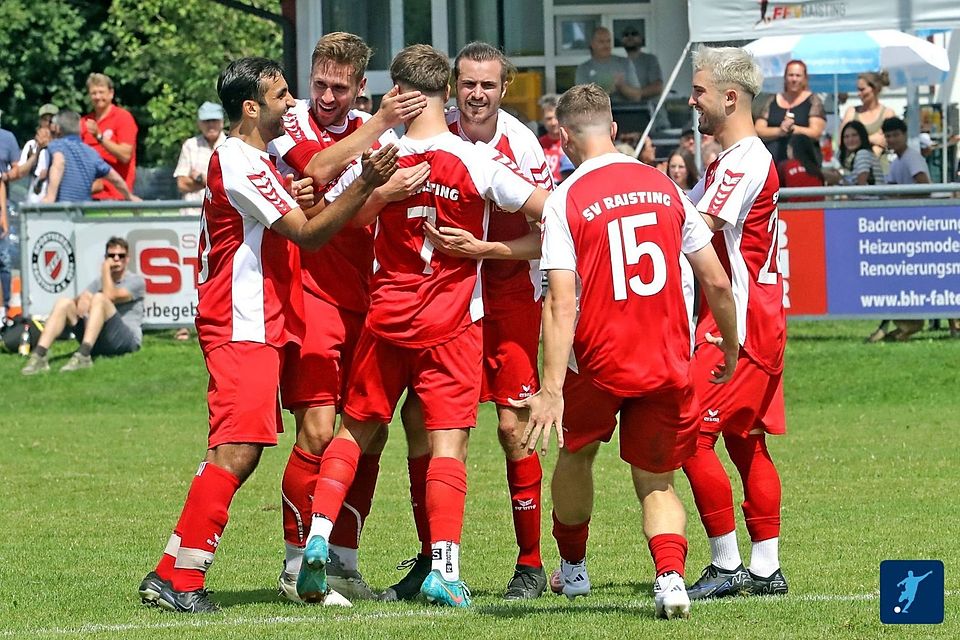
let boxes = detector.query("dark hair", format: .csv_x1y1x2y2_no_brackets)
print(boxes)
786,134,823,181
680,128,695,140
217,57,285,123
881,116,907,134
667,148,700,190
105,236,129,253
839,120,871,166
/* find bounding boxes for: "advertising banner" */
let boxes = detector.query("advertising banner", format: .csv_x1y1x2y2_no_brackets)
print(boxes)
22,214,201,327
780,204,960,318
688,0,960,43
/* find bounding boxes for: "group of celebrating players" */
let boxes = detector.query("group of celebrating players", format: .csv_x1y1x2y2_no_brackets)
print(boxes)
136,32,788,620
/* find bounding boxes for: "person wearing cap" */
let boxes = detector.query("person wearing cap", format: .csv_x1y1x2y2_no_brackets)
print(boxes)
8,103,60,204
173,101,226,203
81,73,138,201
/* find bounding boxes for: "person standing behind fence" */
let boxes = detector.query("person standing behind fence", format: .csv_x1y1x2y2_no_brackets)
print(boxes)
174,102,226,206
840,72,896,158
81,73,138,200
754,60,826,164
43,111,137,203
9,104,59,203
0,108,20,318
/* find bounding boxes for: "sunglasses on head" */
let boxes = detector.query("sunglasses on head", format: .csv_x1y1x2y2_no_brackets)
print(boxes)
106,252,127,259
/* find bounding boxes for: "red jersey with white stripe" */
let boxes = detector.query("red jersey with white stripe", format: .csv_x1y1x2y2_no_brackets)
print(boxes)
447,107,553,315
196,136,304,353
328,131,537,348
541,153,713,395
539,133,565,184
268,100,397,313
688,136,785,374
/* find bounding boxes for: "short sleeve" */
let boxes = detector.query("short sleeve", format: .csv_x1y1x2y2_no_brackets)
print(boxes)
852,150,874,179
908,152,930,181
623,59,641,89
221,151,297,228
173,139,192,178
126,274,146,301
323,160,361,203
94,154,113,179
695,147,766,228
540,190,576,272
808,94,826,120
679,191,714,254
115,109,138,145
18,140,36,165
463,144,537,213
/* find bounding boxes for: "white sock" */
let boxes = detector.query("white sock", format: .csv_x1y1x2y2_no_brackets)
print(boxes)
308,514,334,542
431,541,460,581
749,537,779,578
329,544,358,571
709,531,742,571
284,542,303,576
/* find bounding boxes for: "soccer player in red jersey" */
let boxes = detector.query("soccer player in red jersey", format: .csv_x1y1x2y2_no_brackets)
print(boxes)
138,57,398,614
389,41,552,601
682,45,789,600
295,44,549,608
513,83,738,620
266,32,429,604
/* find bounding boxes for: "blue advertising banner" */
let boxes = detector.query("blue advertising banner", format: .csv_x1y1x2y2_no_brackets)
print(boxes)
824,205,960,317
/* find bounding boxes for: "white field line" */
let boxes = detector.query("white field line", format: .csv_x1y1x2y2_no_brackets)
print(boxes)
4,591,956,638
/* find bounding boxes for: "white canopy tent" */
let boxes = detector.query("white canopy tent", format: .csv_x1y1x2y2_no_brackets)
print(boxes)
639,0,960,180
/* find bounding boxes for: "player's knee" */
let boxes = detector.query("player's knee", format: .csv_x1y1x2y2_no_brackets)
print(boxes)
296,408,336,455
207,444,263,484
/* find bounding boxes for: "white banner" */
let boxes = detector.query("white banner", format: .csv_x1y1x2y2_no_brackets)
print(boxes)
688,0,960,43
22,214,201,327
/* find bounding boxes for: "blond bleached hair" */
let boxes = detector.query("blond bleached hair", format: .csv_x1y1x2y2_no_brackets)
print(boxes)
692,45,763,98
556,83,612,132
311,32,372,83
390,44,451,94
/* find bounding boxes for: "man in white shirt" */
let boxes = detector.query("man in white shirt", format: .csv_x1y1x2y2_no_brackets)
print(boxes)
173,102,226,204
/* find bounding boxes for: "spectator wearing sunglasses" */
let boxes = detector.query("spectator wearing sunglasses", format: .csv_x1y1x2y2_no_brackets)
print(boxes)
620,27,663,104
22,236,145,375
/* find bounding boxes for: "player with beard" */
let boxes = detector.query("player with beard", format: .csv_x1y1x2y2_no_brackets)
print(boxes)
682,45,788,600
139,57,398,613
386,41,553,602
266,32,430,604
296,44,550,608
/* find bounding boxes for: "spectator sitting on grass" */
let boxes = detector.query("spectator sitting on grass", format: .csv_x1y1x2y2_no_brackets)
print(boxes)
22,236,145,375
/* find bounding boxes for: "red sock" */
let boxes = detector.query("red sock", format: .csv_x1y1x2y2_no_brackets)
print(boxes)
170,462,241,591
552,512,589,563
154,536,178,581
281,445,322,547
649,533,688,577
310,438,361,522
506,453,542,568
724,433,781,541
425,457,467,544
682,432,736,537
330,453,381,548
408,454,431,555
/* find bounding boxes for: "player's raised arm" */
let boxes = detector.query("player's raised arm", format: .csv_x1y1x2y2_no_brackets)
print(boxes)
274,144,398,250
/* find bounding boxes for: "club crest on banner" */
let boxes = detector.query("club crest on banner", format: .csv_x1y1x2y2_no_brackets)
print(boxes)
31,231,76,293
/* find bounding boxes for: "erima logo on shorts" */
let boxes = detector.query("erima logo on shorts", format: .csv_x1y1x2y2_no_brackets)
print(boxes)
518,384,534,399
703,408,720,423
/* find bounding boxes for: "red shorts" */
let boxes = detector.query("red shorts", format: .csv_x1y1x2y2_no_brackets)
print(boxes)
205,341,285,449
561,369,700,473
480,304,541,405
343,323,482,430
280,293,364,411
691,346,786,436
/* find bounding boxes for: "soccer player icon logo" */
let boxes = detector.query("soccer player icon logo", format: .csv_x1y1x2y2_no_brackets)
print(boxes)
879,560,944,624
894,570,932,614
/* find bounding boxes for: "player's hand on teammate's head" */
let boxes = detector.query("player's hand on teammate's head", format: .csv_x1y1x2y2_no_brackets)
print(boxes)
359,143,400,188
376,85,428,128
379,161,430,202
705,331,738,384
285,174,317,209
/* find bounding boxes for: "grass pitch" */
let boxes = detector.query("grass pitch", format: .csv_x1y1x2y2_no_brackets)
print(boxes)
1,320,957,639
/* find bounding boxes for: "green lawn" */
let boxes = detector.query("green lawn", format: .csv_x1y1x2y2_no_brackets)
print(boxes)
1,320,957,639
